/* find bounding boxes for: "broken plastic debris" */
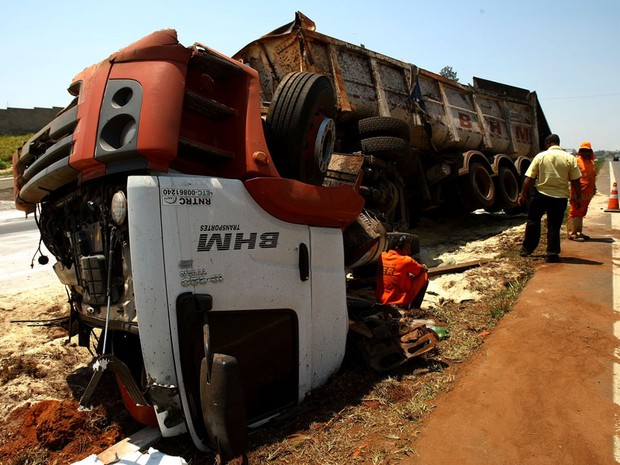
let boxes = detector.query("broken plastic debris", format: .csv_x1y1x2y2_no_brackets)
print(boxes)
430,325,450,339
71,447,188,465
93,358,109,371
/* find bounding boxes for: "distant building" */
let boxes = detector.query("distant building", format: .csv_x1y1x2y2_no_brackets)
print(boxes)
0,107,63,135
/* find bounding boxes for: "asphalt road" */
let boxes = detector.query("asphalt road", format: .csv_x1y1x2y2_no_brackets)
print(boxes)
0,197,59,294
0,176,12,200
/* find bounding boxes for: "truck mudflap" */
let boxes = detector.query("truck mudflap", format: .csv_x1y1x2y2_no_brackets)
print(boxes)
200,354,248,460
174,292,248,460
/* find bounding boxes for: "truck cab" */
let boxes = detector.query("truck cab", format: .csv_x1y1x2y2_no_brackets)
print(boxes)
13,29,364,459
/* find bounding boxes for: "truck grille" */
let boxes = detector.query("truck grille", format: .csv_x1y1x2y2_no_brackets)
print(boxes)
15,102,79,205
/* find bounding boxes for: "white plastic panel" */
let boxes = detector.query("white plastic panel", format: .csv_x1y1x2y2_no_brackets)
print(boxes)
127,175,187,437
309,226,348,388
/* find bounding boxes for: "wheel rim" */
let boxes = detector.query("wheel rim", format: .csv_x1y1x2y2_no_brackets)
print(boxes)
501,168,519,205
471,164,494,207
460,163,495,210
473,167,493,202
312,117,336,174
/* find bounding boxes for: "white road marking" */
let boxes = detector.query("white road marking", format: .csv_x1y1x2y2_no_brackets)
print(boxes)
611,213,620,462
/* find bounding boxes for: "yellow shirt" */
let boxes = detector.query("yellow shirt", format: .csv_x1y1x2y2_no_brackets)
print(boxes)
525,145,581,198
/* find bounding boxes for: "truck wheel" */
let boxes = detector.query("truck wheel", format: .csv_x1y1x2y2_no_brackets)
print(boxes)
344,210,387,269
493,166,519,212
357,117,410,142
266,72,336,185
460,162,495,210
361,136,409,161
387,232,420,256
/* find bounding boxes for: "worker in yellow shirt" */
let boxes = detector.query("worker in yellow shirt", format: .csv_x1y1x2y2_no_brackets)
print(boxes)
517,134,582,263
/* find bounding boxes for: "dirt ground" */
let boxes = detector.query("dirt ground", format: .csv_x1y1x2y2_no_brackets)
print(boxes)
0,275,142,464
0,185,612,464
410,187,620,465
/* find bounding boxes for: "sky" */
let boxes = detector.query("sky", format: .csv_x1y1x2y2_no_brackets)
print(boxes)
1,0,618,151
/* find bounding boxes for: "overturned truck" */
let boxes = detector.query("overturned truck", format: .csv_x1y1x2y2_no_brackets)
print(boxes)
12,12,549,460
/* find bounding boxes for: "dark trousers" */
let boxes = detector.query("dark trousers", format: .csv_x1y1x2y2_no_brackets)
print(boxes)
522,191,568,256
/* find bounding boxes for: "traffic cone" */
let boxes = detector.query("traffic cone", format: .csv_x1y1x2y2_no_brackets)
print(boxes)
605,182,620,212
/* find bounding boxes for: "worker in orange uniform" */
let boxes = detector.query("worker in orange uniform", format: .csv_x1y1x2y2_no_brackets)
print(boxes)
567,141,597,241
376,236,429,309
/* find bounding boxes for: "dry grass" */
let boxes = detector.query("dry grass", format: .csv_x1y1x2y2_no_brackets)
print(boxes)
0,134,31,169
10,447,49,465
0,354,46,385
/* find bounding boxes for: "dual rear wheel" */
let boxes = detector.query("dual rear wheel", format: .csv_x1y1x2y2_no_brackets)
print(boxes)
460,162,520,213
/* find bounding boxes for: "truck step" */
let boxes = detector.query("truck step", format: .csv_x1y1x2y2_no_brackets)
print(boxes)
48,103,78,140
18,158,79,204
184,90,237,120
16,104,78,170
178,137,234,161
189,48,244,79
322,153,364,187
22,134,73,182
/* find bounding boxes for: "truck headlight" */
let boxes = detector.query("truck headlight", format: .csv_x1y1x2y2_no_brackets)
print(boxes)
111,191,127,225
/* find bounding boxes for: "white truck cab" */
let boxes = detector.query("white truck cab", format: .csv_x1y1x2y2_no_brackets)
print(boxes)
128,175,352,453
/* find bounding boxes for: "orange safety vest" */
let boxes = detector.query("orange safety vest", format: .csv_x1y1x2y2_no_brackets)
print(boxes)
569,155,597,218
576,155,597,199
376,250,427,307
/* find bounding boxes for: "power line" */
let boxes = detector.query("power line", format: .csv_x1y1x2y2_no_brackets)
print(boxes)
541,92,620,100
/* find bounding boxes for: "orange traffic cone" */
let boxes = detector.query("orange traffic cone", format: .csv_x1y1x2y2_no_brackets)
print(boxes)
606,182,620,212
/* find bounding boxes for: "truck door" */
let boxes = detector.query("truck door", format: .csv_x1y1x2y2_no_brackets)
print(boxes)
128,175,318,449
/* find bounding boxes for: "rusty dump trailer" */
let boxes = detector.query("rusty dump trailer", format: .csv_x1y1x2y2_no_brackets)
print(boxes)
234,12,551,224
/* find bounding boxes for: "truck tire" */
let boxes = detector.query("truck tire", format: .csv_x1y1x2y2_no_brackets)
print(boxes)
460,162,495,210
386,231,420,256
361,136,409,161
266,72,336,185
357,117,410,142
491,166,519,212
